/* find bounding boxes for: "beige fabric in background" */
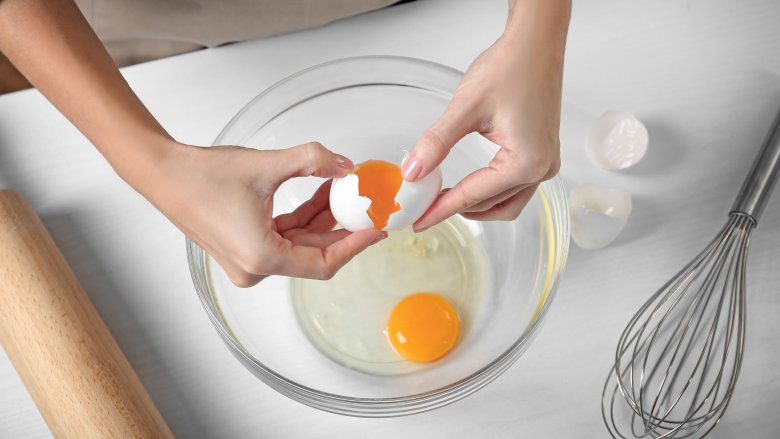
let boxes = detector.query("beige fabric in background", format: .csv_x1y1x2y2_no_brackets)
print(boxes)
73,0,397,66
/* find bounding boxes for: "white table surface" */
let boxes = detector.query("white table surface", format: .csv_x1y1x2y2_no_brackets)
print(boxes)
1,0,780,437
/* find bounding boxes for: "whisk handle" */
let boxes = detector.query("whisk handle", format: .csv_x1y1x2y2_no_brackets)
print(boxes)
731,105,780,224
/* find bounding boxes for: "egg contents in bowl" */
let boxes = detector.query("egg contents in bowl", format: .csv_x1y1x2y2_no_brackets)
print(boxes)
387,293,460,362
329,159,442,231
291,217,486,375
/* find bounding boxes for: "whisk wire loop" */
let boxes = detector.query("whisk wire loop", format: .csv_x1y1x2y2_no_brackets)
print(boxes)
603,213,753,439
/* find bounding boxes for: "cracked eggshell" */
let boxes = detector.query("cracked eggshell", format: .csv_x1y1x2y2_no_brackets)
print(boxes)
329,173,374,232
569,184,632,250
386,167,442,230
587,110,648,170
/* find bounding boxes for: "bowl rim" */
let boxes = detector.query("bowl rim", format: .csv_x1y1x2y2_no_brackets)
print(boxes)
186,55,570,417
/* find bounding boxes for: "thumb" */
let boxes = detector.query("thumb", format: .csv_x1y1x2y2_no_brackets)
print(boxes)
273,142,353,181
401,104,477,181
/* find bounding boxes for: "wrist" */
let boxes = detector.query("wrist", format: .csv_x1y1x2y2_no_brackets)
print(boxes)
497,0,570,80
504,0,571,47
109,133,187,195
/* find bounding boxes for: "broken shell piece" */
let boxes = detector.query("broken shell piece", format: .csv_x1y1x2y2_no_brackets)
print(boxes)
569,184,632,250
385,168,442,230
587,111,649,170
329,173,375,232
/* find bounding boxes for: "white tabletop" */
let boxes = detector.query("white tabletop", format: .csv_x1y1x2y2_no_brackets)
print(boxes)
1,0,779,437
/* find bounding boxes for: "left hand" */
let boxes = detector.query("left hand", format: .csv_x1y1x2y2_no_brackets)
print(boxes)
401,22,566,231
142,142,384,288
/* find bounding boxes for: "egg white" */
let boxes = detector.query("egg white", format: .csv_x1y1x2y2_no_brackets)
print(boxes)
291,216,486,375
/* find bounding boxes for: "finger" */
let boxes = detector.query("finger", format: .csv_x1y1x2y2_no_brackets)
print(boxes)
279,209,336,237
461,185,538,221
268,142,353,182
274,180,332,233
285,229,352,249
305,209,337,233
274,229,386,279
463,185,525,213
413,165,516,231
401,101,480,182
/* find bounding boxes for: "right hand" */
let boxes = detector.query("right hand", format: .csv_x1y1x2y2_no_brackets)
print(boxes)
400,30,564,232
140,141,385,288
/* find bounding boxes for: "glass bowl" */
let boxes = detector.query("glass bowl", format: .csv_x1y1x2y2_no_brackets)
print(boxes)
186,56,569,417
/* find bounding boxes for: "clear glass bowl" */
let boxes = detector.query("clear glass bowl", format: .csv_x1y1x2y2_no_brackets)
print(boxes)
186,56,569,417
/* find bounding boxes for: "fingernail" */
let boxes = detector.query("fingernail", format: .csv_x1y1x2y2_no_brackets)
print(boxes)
401,157,422,181
335,154,353,171
413,224,430,233
371,232,389,245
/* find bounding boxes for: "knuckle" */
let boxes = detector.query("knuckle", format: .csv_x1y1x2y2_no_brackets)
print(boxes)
493,150,525,183
314,264,337,281
309,248,338,280
505,204,525,220
419,129,449,156
503,150,550,183
499,141,560,183
544,156,561,181
300,141,326,162
229,273,254,288
323,267,337,280
521,153,550,181
493,203,523,221
455,184,480,210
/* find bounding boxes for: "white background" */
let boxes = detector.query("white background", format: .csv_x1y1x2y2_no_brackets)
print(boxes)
1,0,779,437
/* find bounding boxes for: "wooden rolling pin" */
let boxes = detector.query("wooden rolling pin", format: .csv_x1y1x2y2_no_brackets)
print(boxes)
0,190,174,438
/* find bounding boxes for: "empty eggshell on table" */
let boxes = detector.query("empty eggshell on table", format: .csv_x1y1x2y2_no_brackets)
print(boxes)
587,111,649,170
569,184,632,250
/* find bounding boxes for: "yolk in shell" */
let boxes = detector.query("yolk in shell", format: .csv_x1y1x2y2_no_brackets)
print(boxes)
386,293,460,362
353,160,403,229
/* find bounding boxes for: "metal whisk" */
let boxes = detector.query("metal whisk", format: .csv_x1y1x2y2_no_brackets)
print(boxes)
602,106,780,439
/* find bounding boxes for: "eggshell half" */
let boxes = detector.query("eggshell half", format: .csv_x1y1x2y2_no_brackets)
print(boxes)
586,111,649,170
329,174,374,232
386,168,443,230
569,184,632,250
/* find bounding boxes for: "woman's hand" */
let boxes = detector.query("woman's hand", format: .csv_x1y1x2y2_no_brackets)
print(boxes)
142,141,385,288
401,0,570,231
0,0,567,287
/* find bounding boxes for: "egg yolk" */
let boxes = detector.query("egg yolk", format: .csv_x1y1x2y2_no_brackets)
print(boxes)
353,160,403,229
387,293,460,362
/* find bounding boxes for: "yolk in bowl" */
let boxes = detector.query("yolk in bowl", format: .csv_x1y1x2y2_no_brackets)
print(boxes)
353,160,403,229
386,293,460,362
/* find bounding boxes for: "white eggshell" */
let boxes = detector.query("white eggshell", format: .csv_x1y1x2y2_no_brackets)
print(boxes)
386,167,443,230
587,110,649,170
569,184,632,250
329,174,374,232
